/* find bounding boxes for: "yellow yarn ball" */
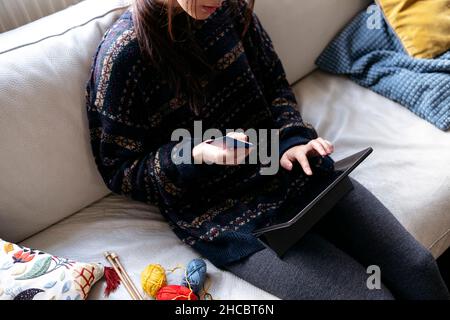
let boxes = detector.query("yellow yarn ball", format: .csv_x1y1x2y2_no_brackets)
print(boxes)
141,264,167,298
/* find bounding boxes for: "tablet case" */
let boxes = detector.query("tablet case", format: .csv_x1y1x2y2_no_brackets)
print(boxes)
253,147,373,257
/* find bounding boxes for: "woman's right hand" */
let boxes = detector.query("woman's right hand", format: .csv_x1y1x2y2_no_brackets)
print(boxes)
192,132,255,165
280,137,334,175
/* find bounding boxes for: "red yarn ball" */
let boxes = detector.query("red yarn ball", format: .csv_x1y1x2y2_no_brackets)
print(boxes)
156,285,199,300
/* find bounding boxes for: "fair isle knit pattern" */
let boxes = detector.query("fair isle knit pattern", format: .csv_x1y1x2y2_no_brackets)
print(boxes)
85,0,332,267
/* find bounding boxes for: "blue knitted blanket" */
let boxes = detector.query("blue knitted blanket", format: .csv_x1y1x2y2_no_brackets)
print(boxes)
316,8,450,131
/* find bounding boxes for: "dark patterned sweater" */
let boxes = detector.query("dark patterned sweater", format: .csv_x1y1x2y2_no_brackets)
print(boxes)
85,1,333,267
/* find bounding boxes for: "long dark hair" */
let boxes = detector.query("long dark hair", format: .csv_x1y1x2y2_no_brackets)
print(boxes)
132,0,255,115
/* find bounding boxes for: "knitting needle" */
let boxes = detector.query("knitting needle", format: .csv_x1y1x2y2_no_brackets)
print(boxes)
104,251,138,300
110,252,144,300
104,251,139,300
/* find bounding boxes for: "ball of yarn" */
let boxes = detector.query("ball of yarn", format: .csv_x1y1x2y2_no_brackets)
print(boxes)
141,264,167,298
156,285,198,300
181,258,207,294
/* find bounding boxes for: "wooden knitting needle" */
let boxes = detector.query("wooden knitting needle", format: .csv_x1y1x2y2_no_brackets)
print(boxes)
110,252,144,300
104,251,139,300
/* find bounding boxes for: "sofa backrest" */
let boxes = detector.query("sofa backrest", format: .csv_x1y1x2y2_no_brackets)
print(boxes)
0,0,83,33
0,0,370,242
0,0,131,242
255,0,371,83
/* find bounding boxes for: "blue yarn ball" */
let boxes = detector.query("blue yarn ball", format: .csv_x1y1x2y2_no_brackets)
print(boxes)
181,258,207,294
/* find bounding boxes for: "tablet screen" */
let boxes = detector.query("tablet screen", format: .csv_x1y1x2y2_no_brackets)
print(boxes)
254,147,372,235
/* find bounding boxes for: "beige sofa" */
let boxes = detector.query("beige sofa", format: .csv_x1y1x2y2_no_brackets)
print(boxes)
1,0,449,299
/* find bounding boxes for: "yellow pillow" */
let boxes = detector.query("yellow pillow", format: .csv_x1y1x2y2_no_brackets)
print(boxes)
376,0,450,59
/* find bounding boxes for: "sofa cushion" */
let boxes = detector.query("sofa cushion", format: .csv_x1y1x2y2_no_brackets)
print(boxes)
0,0,131,243
315,9,450,131
0,238,105,300
254,0,371,83
0,0,82,33
295,71,450,258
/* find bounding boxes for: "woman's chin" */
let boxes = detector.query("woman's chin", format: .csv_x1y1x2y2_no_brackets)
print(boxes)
190,5,220,20
191,12,212,20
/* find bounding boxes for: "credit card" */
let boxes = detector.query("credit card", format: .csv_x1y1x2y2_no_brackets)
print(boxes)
206,136,254,149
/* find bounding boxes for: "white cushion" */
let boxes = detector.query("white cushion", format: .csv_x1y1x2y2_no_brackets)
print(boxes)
255,0,371,83
19,193,279,300
295,71,450,258
0,0,131,242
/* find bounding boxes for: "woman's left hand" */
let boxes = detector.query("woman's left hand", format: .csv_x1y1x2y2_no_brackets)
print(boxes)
280,137,334,175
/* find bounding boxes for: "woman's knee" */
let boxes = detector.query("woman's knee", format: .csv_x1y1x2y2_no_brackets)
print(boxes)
406,246,437,274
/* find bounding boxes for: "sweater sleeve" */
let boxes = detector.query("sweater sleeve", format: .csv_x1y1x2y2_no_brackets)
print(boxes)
241,7,319,156
85,36,222,208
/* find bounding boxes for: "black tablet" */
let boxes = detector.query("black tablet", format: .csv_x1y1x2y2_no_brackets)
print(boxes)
252,147,373,257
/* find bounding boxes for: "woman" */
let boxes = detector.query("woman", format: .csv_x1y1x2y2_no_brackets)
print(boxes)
85,0,449,299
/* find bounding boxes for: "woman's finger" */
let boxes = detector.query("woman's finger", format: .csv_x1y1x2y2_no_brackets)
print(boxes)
220,147,250,165
280,154,293,171
295,152,313,175
310,140,328,156
234,148,251,164
302,142,319,157
324,139,334,152
317,137,333,153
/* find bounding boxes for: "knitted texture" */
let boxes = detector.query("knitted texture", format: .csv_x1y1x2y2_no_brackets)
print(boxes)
316,8,450,131
85,1,333,267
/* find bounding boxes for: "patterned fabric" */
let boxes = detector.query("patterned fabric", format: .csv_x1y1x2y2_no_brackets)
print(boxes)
0,239,104,300
316,7,450,131
85,0,334,268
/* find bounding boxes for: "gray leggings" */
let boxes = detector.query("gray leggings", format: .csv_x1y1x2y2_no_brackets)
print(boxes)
223,178,450,300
